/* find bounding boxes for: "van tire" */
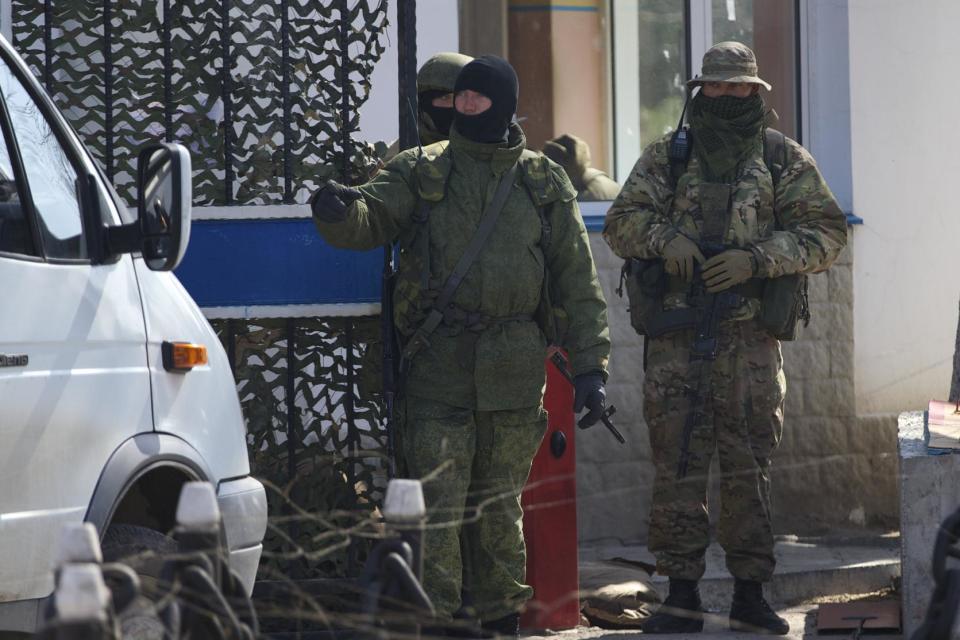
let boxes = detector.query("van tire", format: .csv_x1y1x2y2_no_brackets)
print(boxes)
101,524,178,640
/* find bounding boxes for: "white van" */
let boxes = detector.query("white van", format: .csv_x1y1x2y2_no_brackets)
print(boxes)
0,35,266,633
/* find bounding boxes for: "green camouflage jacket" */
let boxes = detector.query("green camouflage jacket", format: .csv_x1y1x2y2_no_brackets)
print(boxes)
603,132,847,319
315,123,610,411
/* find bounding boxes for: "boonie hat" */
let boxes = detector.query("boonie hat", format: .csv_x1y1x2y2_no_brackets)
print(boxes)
687,41,771,91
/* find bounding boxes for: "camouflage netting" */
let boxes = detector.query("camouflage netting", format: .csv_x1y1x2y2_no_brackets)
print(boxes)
219,317,388,583
13,0,388,205
12,0,391,581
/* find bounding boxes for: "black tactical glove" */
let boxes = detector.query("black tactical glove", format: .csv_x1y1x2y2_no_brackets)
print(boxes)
309,179,362,223
573,372,606,429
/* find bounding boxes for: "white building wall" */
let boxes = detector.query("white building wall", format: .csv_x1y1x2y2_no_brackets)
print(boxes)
848,0,960,415
801,0,853,213
357,0,459,146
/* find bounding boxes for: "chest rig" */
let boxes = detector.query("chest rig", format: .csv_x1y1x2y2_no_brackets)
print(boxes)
619,127,809,342
393,144,567,360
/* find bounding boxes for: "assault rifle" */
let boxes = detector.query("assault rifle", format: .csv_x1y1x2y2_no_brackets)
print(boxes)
382,97,424,478
676,241,742,479
382,247,399,478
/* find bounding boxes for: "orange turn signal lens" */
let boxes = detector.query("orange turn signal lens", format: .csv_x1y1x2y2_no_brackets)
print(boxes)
162,341,208,372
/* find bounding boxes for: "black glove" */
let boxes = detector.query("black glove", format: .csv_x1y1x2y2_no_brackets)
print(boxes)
309,179,362,223
573,372,606,429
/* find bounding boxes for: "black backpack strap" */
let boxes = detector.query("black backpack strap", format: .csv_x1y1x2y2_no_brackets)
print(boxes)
401,163,519,363
763,127,787,189
763,127,787,229
517,166,558,344
762,127,810,329
536,200,552,250
534,199,557,343
411,198,431,289
667,125,693,190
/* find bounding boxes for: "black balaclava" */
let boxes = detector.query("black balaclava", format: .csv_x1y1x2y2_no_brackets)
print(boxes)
419,89,455,137
453,55,519,144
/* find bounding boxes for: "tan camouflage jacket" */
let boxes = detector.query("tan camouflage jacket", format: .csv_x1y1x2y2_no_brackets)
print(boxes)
578,168,621,202
315,123,610,411
603,132,847,318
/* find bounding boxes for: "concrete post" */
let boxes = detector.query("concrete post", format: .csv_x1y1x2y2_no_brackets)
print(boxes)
37,564,117,640
383,478,427,581
175,480,224,584
55,523,103,568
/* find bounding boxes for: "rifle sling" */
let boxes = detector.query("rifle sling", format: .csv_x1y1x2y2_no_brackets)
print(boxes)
402,163,519,363
676,182,734,478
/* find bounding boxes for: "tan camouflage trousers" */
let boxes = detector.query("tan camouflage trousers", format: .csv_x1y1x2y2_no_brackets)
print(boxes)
643,319,785,582
399,395,547,621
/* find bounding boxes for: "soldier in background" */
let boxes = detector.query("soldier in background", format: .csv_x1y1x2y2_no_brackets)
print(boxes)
415,52,473,145
311,55,610,637
542,133,620,201
384,51,473,161
604,42,847,635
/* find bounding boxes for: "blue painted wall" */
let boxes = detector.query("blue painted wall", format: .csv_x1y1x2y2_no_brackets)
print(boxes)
174,209,858,309
175,218,382,307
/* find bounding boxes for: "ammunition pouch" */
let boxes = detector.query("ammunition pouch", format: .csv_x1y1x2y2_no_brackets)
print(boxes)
619,258,667,337
758,273,809,341
358,339,383,398
358,320,393,400
619,258,771,338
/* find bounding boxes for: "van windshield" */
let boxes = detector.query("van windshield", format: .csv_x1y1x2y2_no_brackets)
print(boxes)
0,103,31,257
0,56,85,259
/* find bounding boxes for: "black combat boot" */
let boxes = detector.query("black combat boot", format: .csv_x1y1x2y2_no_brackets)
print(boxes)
640,578,704,634
480,613,519,638
729,579,789,635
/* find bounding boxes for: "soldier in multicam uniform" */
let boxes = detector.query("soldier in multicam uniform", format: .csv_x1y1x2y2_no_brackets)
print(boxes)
604,42,847,635
311,55,610,637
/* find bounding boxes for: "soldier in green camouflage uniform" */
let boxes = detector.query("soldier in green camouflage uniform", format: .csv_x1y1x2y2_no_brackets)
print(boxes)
383,52,473,161
312,56,610,635
604,42,846,635
416,52,473,146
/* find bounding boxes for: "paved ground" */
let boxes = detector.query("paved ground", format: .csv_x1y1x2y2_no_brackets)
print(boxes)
522,536,904,639
525,603,894,639
579,536,900,608
526,601,907,639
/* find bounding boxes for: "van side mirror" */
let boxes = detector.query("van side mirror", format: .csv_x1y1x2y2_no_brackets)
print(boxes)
138,143,192,271
105,143,192,271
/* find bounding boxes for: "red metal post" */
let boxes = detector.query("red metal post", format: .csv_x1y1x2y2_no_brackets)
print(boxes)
520,348,580,631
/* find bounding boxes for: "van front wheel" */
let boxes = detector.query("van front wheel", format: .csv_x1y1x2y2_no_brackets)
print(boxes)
101,524,177,640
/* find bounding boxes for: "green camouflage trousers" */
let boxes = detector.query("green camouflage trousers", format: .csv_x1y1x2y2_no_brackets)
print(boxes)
643,319,785,582
400,395,547,621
